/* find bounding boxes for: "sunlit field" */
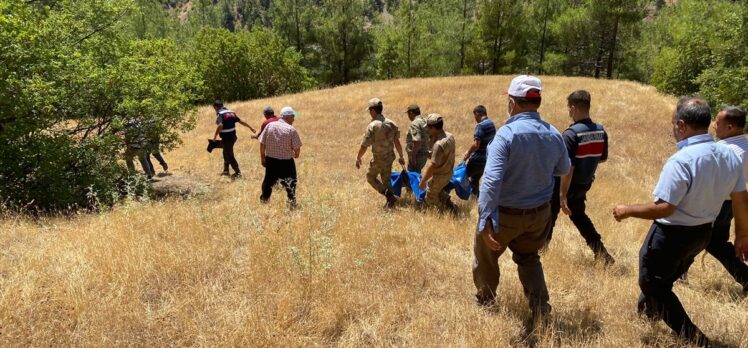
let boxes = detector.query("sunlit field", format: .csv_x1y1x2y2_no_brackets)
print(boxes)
2,76,746,347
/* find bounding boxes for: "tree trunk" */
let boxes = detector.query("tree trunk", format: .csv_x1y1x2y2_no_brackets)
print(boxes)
459,0,468,71
593,28,606,79
606,15,619,79
492,8,503,74
294,0,302,52
538,0,551,74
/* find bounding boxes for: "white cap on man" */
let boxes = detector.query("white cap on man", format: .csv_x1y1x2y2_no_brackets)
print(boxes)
280,106,299,117
506,75,542,98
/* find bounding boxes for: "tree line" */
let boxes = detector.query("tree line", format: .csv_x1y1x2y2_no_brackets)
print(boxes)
1,0,747,211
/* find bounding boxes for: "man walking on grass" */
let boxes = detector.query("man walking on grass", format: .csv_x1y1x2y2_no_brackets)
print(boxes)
418,113,458,214
613,98,748,347
545,90,614,266
259,106,302,207
212,100,256,179
356,98,406,208
405,104,429,174
473,75,570,319
462,105,496,198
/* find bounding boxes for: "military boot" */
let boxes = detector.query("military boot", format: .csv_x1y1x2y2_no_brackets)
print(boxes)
383,189,398,208
591,241,615,267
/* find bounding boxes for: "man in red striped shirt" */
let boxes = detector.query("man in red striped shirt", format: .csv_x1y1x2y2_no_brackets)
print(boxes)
546,90,614,266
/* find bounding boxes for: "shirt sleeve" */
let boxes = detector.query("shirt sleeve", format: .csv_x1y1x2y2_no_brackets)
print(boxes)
653,159,691,206
431,142,445,167
361,123,374,147
562,129,577,162
473,124,483,141
409,122,421,142
258,126,267,144
291,129,302,149
601,131,609,162
554,134,572,176
477,128,511,234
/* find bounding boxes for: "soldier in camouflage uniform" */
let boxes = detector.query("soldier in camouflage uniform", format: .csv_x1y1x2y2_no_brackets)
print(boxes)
405,104,430,174
419,113,458,214
356,98,406,208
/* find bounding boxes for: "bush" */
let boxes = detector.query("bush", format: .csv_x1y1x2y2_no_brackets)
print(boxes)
0,0,201,212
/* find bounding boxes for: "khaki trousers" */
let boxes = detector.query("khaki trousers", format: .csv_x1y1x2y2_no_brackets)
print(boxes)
473,205,551,313
367,158,393,194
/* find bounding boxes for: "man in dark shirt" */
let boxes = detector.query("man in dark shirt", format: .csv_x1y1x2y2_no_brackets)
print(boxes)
462,105,496,198
212,100,256,178
546,90,614,266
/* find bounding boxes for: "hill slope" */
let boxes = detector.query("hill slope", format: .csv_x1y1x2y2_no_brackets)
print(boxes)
2,76,746,346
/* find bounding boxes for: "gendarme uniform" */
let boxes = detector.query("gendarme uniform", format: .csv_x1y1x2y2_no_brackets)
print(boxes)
406,110,430,173
361,108,400,195
425,114,456,208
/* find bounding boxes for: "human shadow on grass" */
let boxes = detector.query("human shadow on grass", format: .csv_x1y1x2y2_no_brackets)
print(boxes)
484,294,603,347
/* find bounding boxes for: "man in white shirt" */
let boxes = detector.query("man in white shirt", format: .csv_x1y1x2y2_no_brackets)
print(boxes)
705,106,748,292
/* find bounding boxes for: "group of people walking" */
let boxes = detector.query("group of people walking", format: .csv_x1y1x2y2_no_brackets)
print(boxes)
204,75,748,346
210,100,302,207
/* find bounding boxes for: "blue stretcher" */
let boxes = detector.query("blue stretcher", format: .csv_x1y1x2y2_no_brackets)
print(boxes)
390,162,472,203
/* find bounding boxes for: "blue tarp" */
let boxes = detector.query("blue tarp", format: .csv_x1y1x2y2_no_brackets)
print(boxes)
390,162,472,203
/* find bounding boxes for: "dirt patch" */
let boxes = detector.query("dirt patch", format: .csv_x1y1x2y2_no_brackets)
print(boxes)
150,173,212,199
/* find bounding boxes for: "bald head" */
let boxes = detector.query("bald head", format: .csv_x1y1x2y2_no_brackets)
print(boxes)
675,97,711,130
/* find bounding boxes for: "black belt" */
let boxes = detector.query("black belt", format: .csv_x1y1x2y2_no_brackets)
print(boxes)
499,202,549,215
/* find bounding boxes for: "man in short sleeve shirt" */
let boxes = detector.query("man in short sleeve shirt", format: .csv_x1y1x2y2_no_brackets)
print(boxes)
614,98,748,346
405,104,430,174
463,105,496,198
418,113,457,214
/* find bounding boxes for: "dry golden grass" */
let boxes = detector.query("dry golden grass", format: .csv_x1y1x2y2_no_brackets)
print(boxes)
1,76,747,347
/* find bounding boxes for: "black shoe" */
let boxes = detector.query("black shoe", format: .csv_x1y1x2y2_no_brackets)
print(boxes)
592,243,615,267
475,294,495,307
231,173,242,180
384,189,397,208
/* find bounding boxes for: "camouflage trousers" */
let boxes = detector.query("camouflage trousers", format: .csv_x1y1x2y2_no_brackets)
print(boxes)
407,152,429,174
425,173,452,208
367,158,394,194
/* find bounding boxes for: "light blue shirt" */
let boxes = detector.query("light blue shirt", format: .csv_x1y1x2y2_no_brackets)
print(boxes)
654,133,746,226
477,112,571,232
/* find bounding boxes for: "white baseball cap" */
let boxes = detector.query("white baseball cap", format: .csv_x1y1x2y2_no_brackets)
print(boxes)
506,75,542,98
280,106,299,117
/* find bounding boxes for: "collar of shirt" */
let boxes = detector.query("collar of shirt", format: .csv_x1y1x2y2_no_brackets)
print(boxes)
374,114,385,122
278,118,290,125
676,133,714,150
570,117,594,127
718,134,747,145
505,112,540,125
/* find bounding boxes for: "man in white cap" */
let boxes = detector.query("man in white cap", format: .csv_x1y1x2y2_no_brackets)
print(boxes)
473,75,570,319
356,98,406,208
259,106,302,207
419,113,458,214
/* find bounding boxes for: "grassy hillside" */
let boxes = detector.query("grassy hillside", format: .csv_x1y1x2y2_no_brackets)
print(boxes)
1,76,746,347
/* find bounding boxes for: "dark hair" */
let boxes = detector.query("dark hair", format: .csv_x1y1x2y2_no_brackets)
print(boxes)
473,105,487,116
720,105,747,129
370,105,383,114
213,99,223,107
428,121,444,130
676,98,711,130
512,90,541,108
567,90,591,110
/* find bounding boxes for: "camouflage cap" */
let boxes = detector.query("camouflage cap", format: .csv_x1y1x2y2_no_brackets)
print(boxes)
426,113,444,126
368,97,383,108
405,104,420,114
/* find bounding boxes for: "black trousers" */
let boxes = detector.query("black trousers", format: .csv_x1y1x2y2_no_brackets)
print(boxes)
220,135,240,174
638,222,712,342
466,158,486,197
546,178,604,251
261,157,297,203
687,201,748,289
